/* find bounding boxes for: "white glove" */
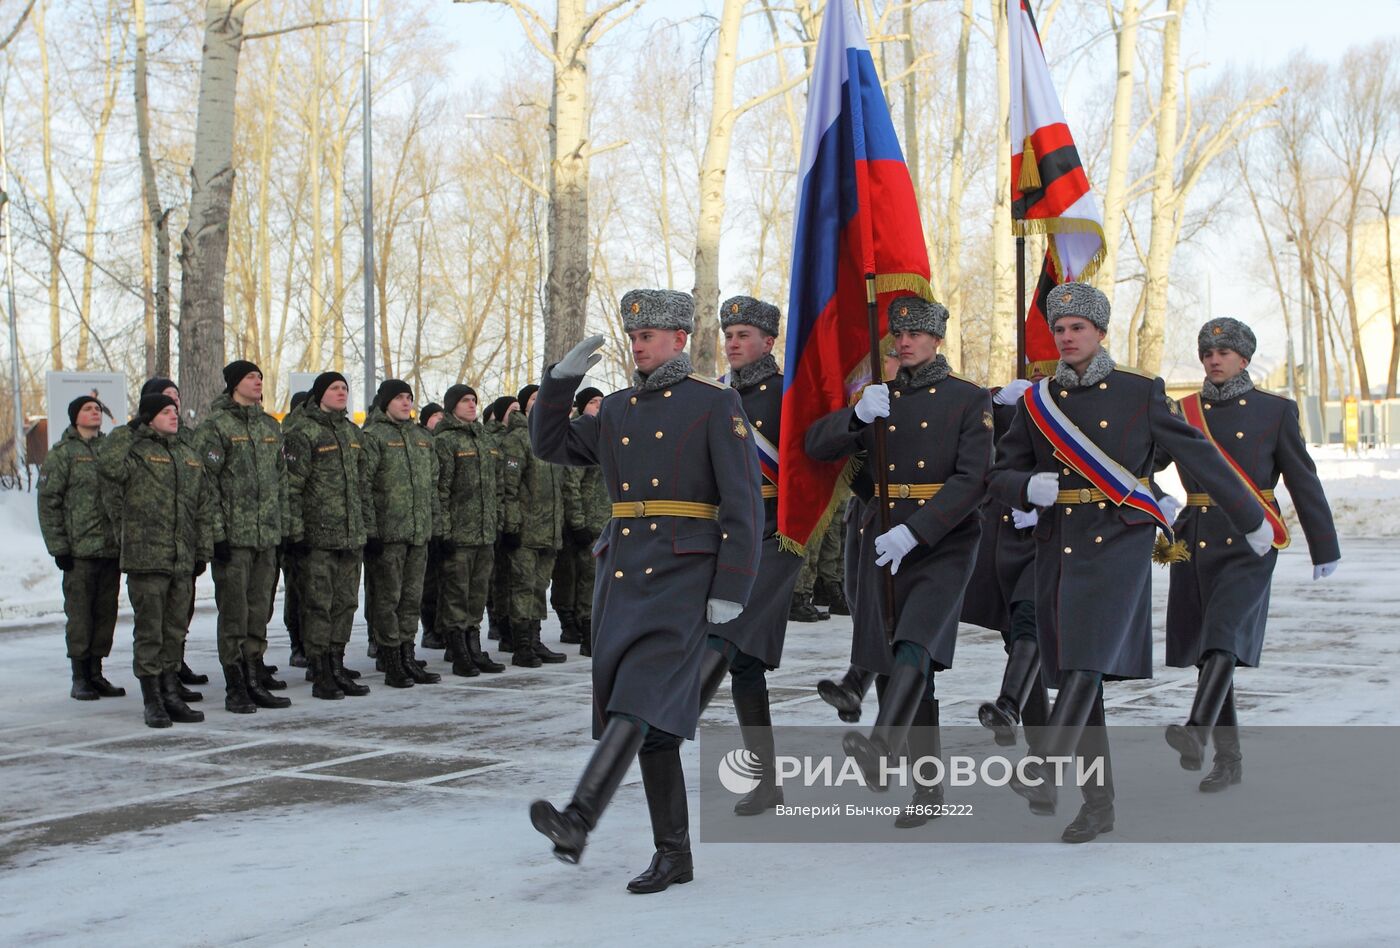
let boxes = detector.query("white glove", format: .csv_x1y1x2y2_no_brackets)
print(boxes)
707,598,743,624
551,333,606,379
1313,560,1339,581
1026,472,1060,508
1011,508,1039,530
1159,495,1183,524
1244,519,1274,557
873,524,919,575
993,379,1033,406
854,383,891,424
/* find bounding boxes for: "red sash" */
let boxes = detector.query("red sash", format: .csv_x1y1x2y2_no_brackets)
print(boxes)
1179,393,1290,550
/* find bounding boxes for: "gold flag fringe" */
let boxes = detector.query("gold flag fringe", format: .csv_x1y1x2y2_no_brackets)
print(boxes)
873,272,935,302
776,454,863,559
1017,136,1042,191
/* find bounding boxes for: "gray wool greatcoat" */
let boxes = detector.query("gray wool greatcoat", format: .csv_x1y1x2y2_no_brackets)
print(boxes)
989,367,1265,687
707,365,804,669
531,368,763,740
806,371,992,676
1160,388,1340,668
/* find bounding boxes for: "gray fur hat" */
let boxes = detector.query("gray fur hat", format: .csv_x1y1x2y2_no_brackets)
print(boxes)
621,289,694,333
1198,317,1257,360
1046,281,1110,332
720,295,780,337
887,295,949,338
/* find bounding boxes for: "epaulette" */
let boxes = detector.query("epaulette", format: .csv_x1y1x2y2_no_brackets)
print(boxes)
1113,364,1155,379
947,371,979,386
688,373,728,390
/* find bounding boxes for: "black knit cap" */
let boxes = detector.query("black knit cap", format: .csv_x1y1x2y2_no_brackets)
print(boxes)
141,377,178,398
443,384,478,416
516,384,540,412
483,395,517,423
222,360,262,394
137,393,177,426
309,371,348,407
574,387,604,414
374,378,413,411
418,402,443,427
68,395,102,427
290,391,309,411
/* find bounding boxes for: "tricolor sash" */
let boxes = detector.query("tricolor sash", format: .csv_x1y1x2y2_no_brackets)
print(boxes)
1178,393,1290,550
1023,379,1174,537
720,371,779,486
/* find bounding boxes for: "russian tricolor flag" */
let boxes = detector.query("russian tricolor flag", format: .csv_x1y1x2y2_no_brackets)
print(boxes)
777,0,932,551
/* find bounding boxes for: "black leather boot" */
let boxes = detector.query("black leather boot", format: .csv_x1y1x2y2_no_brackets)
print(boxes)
697,646,731,713
380,641,415,688
627,746,694,893
178,659,209,686
895,699,944,828
732,684,783,816
288,625,307,668
222,663,257,714
86,657,126,697
558,609,581,645
367,638,379,660
843,663,926,792
530,716,645,864
244,657,291,708
140,676,171,728
160,669,205,723
1200,687,1243,793
331,647,370,696
818,665,871,723
445,628,480,678
256,656,286,691
402,643,441,683
1062,692,1115,843
978,637,1040,747
70,658,99,701
466,627,505,673
1010,670,1101,816
511,618,541,668
1166,649,1236,771
788,592,823,622
531,621,567,664
578,616,592,658
310,654,345,700
826,585,851,616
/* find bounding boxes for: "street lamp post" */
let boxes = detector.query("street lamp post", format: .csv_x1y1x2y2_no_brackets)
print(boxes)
361,0,376,414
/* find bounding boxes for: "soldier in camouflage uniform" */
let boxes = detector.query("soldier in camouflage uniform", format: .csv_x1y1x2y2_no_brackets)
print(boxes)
550,396,591,649
280,391,310,667
283,371,373,700
482,396,519,649
38,395,124,701
417,402,446,651
362,379,443,688
433,383,506,676
196,361,293,714
551,387,608,658
103,394,215,728
500,384,568,667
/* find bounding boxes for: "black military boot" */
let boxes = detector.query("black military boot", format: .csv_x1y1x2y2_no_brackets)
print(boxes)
85,657,126,698
367,639,379,660
140,676,171,728
70,658,99,701
895,699,945,828
310,654,345,700
222,664,257,714
826,585,851,616
578,616,592,658
335,645,362,679
697,646,732,712
843,663,926,792
1062,695,1114,843
244,657,291,708
732,686,784,816
788,592,823,623
466,627,505,673
531,621,567,664
511,618,541,668
530,716,645,864
380,642,415,688
497,617,515,653
1010,670,1101,816
178,659,209,686
1166,649,1236,771
1200,689,1242,793
331,647,371,696
445,628,480,678
256,656,287,690
558,609,581,645
288,626,307,668
978,637,1040,747
627,747,695,893
402,643,441,684
160,669,205,723
818,665,872,723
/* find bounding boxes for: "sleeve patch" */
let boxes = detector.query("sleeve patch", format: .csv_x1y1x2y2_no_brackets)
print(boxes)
733,416,749,439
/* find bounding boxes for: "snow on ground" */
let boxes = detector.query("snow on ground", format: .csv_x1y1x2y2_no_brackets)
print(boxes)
1,459,1398,945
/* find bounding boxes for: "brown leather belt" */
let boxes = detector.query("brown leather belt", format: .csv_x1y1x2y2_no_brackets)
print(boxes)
611,501,719,520
873,482,944,500
1187,490,1274,507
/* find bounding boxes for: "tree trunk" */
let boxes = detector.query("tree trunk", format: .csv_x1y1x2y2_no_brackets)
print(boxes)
946,0,972,369
1137,0,1184,375
77,0,124,371
36,1,62,371
307,0,326,369
546,0,592,371
1098,0,1139,308
134,0,171,377
989,0,1015,384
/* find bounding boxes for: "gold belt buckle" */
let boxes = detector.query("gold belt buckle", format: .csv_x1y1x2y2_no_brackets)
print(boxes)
1078,488,1092,504
898,484,911,499
630,501,646,517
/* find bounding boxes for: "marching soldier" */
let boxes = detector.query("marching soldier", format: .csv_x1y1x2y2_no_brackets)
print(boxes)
103,393,215,728
551,387,608,657
433,383,507,676
362,379,443,688
281,390,310,668
528,289,762,893
38,395,124,701
417,401,447,652
694,295,805,817
283,371,373,700
806,295,992,828
500,383,568,667
1159,318,1339,791
988,283,1273,843
195,360,293,714
482,395,520,651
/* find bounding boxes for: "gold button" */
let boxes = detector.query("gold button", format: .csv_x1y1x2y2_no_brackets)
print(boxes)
928,387,937,394
1200,506,1209,513
651,478,659,487
759,384,767,392
1204,403,1212,410
755,419,763,428
655,431,664,439
888,502,896,509
645,567,654,575
1098,420,1108,429
1064,546,1072,554
888,424,896,432
917,460,925,469
917,499,926,506
1002,515,1010,522
1060,390,1069,398
1239,398,1247,405
1065,507,1073,515
888,463,896,471
1063,468,1072,476
1199,541,1207,549
1097,502,1106,510
893,391,902,399
621,437,630,445
650,523,658,531
920,421,928,429
615,570,624,578
1226,537,1234,545
723,532,729,539
663,390,672,398
1095,536,1103,543
630,397,638,405
622,527,630,536
1235,432,1244,439
1099,382,1108,390
622,482,630,491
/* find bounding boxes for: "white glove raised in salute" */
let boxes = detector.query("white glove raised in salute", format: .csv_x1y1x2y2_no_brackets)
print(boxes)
993,378,1033,406
1026,471,1060,508
854,383,891,424
550,333,606,379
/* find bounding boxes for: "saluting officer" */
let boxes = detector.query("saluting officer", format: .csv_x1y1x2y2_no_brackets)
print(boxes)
1159,318,1339,792
807,295,993,828
528,289,763,894
988,283,1273,843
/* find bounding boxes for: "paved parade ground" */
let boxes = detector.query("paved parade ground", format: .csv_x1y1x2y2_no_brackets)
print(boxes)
1,540,1397,946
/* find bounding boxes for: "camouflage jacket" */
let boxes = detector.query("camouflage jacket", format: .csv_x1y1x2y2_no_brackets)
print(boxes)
101,419,196,540
193,394,288,550
568,464,611,537
361,407,440,546
500,411,565,549
283,402,372,551
434,413,505,547
103,423,216,574
37,426,118,559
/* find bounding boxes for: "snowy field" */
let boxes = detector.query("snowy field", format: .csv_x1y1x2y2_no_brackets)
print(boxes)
1,450,1398,946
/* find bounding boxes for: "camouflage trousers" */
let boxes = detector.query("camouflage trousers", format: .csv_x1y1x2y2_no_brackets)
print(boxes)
439,543,495,634
63,557,120,660
795,515,845,597
487,543,511,628
508,546,556,622
212,545,277,665
549,540,594,622
301,548,361,658
364,542,428,648
128,571,194,678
